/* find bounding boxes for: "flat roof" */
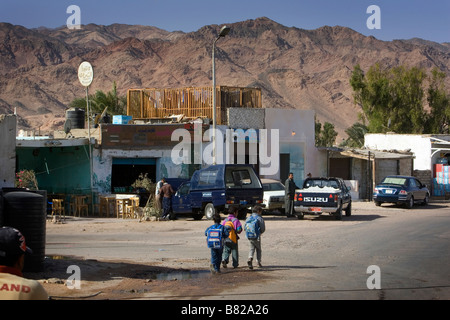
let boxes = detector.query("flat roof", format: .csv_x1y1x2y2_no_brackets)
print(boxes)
16,138,90,148
320,147,415,160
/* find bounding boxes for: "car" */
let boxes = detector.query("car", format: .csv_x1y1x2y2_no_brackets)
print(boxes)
261,178,285,213
373,175,430,209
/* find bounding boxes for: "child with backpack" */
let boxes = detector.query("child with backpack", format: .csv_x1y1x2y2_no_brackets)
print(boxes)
221,206,243,269
244,205,266,269
205,213,229,274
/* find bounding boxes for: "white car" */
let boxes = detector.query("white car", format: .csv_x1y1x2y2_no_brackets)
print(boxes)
261,179,285,213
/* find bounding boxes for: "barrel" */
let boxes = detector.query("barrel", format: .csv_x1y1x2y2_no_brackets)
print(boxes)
1,190,47,272
65,107,85,129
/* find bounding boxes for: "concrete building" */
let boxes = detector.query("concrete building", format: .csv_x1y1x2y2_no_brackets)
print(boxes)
0,115,17,189
93,108,322,195
365,133,450,197
15,137,91,194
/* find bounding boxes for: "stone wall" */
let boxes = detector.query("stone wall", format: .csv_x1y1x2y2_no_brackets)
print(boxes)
227,108,265,129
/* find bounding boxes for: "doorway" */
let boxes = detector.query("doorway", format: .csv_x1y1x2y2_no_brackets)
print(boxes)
111,158,156,193
280,154,290,182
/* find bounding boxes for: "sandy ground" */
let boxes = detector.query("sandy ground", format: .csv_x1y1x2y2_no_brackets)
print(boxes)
23,200,450,300
27,213,276,300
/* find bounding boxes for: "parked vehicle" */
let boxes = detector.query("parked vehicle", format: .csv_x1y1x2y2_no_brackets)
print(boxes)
373,175,430,208
171,164,264,220
293,177,352,220
261,178,285,213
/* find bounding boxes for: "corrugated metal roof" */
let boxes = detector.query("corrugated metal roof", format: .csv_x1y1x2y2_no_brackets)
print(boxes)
320,147,414,160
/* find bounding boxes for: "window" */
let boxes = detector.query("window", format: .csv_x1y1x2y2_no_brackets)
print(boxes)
263,182,285,191
382,177,407,186
198,170,218,186
232,170,252,186
225,166,261,189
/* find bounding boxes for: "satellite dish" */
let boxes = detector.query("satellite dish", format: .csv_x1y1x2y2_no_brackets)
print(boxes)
64,119,72,137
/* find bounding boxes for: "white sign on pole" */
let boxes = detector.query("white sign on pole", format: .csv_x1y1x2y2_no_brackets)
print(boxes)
78,61,93,87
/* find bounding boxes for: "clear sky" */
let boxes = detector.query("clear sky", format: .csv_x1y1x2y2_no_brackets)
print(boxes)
0,0,449,43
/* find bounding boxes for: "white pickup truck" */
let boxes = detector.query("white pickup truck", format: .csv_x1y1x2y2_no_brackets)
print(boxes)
293,177,352,220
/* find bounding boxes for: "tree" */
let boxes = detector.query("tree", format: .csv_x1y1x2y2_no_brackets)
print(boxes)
315,119,338,147
340,122,369,148
424,69,450,134
69,82,127,116
350,63,427,134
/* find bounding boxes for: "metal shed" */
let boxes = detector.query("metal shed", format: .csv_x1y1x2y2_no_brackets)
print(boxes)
324,147,415,200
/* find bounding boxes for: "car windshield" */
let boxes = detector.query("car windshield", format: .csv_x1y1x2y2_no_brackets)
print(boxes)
381,177,407,186
263,182,285,191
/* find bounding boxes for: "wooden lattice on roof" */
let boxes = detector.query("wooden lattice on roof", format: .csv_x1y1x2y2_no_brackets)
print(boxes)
127,86,262,124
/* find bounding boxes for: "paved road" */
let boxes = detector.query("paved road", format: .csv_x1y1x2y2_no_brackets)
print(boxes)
44,201,450,300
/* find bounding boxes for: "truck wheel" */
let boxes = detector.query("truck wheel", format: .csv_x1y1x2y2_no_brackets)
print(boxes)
296,212,304,220
191,212,204,220
344,201,352,216
335,207,342,220
204,203,216,220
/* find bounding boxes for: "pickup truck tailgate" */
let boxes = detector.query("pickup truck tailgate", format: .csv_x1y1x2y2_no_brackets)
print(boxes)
294,192,338,212
226,188,263,206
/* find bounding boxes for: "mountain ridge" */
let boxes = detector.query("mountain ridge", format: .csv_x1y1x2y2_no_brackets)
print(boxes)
0,17,449,139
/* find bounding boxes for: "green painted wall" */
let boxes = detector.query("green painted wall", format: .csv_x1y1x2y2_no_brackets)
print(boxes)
16,146,91,194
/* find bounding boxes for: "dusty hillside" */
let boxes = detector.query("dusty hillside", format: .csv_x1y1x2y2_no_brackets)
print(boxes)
0,17,449,138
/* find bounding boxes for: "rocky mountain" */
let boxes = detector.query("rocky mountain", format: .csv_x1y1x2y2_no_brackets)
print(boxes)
0,17,449,139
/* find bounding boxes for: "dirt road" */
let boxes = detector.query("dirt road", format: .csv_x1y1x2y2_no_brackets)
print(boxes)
27,201,450,300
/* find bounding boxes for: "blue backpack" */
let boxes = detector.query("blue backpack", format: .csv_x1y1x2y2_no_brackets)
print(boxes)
245,216,260,239
207,225,224,249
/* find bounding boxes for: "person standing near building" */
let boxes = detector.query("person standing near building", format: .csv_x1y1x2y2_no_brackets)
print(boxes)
285,172,299,218
154,178,164,211
0,227,48,300
159,179,175,220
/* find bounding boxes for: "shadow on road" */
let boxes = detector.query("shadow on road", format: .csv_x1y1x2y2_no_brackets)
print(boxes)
263,214,385,222
261,265,337,271
25,255,203,283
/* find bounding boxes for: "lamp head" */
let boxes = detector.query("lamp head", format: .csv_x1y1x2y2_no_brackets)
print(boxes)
219,26,230,37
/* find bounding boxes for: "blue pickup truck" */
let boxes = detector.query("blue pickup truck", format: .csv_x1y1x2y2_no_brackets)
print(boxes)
171,164,264,220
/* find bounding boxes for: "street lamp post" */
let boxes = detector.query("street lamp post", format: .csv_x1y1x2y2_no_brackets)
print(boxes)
212,25,230,165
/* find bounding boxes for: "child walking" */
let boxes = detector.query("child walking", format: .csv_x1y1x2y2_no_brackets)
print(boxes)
205,213,229,274
221,206,243,269
245,205,266,269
